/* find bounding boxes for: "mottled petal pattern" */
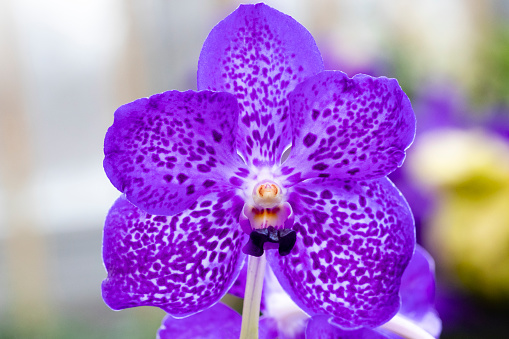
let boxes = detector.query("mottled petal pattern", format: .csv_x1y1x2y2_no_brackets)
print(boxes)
102,194,247,317
267,177,415,329
400,245,442,338
157,303,242,339
198,3,324,167
306,316,395,339
279,71,415,184
226,258,247,300
104,90,247,215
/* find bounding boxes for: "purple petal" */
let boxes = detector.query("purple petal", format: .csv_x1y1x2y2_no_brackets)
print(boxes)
266,177,415,329
279,71,415,184
227,258,247,299
104,90,247,215
157,302,279,339
157,303,241,339
102,194,247,317
399,245,442,337
198,3,324,167
306,316,394,339
259,317,279,339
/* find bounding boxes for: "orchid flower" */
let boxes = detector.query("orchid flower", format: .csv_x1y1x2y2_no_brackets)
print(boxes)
156,246,441,339
102,3,416,338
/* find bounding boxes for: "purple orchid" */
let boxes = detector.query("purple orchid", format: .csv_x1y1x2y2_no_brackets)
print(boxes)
102,3,416,336
156,246,441,339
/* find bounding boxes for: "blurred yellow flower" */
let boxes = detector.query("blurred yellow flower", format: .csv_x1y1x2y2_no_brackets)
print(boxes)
409,128,509,299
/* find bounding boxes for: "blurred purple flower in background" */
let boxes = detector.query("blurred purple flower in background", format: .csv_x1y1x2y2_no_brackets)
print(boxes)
156,245,441,339
386,76,509,336
102,2,417,335
388,81,472,243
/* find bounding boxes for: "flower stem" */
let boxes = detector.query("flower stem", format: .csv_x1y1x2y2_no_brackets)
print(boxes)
239,254,266,339
380,314,435,339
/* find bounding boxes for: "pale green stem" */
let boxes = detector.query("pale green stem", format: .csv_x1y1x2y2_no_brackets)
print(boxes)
380,314,435,339
239,254,267,339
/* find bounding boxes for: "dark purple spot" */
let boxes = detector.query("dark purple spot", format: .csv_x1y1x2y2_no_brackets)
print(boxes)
200,200,212,207
186,184,195,195
320,190,332,199
148,98,159,109
205,146,216,155
302,197,316,205
280,166,294,175
295,187,318,198
191,210,210,218
235,168,250,178
339,234,351,245
163,174,173,183
287,172,302,183
326,126,336,135
312,109,320,121
177,173,189,184
166,127,175,137
197,164,211,173
229,177,243,187
347,168,360,175
153,216,167,222
203,180,216,188
313,210,329,224
303,133,317,148
312,163,329,171
241,115,250,127
212,130,223,143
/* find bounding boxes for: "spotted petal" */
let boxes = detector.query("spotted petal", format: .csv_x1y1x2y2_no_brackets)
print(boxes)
198,3,324,167
102,193,247,317
104,90,247,215
266,177,415,329
279,71,415,184
227,258,247,299
157,303,242,339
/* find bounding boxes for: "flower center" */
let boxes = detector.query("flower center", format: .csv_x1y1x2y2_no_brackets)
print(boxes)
240,180,296,257
253,181,282,208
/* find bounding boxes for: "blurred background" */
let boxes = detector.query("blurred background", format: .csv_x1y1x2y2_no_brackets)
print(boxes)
1,0,508,338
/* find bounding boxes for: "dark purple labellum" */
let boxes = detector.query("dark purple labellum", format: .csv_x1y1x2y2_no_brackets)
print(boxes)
242,226,296,257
